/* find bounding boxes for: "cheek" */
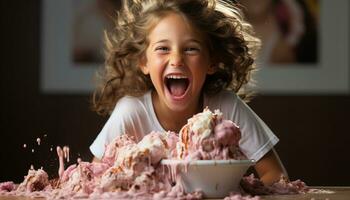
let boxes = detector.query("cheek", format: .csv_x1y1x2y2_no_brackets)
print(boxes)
148,56,166,84
154,58,166,66
148,53,167,67
191,58,211,74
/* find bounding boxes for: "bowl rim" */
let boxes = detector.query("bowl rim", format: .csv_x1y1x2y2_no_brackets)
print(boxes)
160,159,255,166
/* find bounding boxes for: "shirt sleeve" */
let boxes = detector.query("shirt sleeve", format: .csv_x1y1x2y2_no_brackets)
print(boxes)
230,93,279,161
89,105,127,159
89,96,144,159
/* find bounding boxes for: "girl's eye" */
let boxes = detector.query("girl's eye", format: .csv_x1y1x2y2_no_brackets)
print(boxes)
155,47,169,52
184,47,200,54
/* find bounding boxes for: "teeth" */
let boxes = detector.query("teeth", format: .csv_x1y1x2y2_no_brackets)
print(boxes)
166,75,187,79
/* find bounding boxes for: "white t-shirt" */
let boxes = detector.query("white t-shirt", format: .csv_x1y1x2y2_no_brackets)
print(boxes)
90,90,279,161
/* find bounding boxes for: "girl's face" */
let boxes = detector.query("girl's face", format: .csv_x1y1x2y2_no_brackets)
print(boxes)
140,12,214,113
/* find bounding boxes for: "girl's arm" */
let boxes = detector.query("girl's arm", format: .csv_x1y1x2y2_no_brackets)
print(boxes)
254,149,286,185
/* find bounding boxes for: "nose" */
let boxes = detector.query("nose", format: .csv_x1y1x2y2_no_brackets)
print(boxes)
170,50,184,67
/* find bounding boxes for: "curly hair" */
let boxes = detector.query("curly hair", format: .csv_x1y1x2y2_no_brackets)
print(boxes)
92,0,261,115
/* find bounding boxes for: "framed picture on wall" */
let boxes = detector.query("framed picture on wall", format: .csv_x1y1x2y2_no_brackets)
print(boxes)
41,0,349,94
40,0,121,93
248,0,349,94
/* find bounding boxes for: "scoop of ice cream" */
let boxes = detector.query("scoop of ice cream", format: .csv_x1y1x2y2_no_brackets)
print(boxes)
59,162,110,194
187,108,217,142
102,134,136,166
100,131,175,192
138,131,171,164
100,139,149,192
178,108,218,158
214,119,241,147
100,166,136,191
177,108,246,160
16,168,50,192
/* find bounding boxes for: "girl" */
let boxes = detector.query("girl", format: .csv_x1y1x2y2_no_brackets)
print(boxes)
90,0,286,185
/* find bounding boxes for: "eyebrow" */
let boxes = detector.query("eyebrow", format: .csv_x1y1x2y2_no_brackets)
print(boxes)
151,39,203,48
185,39,202,45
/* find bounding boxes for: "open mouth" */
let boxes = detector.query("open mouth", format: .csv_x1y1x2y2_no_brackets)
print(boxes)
165,75,190,98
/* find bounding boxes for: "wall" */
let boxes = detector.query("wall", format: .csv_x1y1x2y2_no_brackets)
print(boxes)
1,1,349,186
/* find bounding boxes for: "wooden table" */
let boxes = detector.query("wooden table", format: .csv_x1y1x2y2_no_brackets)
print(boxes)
1,187,349,200
260,187,350,200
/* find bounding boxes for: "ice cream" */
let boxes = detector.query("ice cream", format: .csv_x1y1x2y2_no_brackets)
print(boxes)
0,182,15,192
177,108,246,160
0,108,321,200
16,168,51,192
58,162,110,194
241,174,310,195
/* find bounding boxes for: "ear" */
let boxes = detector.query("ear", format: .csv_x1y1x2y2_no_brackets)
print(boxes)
138,55,149,75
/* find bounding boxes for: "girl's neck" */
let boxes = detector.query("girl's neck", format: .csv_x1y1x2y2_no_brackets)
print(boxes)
152,91,203,133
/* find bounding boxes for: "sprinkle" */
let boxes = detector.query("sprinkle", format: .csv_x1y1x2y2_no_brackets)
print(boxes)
36,138,41,145
23,144,27,148
31,149,35,153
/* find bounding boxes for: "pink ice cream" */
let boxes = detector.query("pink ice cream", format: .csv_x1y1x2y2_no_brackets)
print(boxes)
58,162,110,194
0,108,320,200
99,131,175,193
241,174,310,195
0,109,249,199
177,108,246,160
0,182,16,192
16,168,51,192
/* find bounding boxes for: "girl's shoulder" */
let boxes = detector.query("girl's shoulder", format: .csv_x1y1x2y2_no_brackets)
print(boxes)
112,91,152,116
205,90,259,121
205,90,239,107
204,90,241,118
117,93,149,106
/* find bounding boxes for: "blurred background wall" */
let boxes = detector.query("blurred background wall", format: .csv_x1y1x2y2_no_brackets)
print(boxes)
1,1,349,186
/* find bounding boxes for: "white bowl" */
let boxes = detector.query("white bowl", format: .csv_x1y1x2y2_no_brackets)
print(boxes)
161,159,255,198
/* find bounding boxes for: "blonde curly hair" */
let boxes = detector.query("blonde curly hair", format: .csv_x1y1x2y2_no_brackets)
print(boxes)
92,0,260,115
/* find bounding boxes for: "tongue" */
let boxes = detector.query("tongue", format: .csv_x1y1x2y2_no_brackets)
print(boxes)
169,79,187,97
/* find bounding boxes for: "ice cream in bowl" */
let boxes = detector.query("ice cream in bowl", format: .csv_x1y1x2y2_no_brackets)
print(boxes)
161,108,255,198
